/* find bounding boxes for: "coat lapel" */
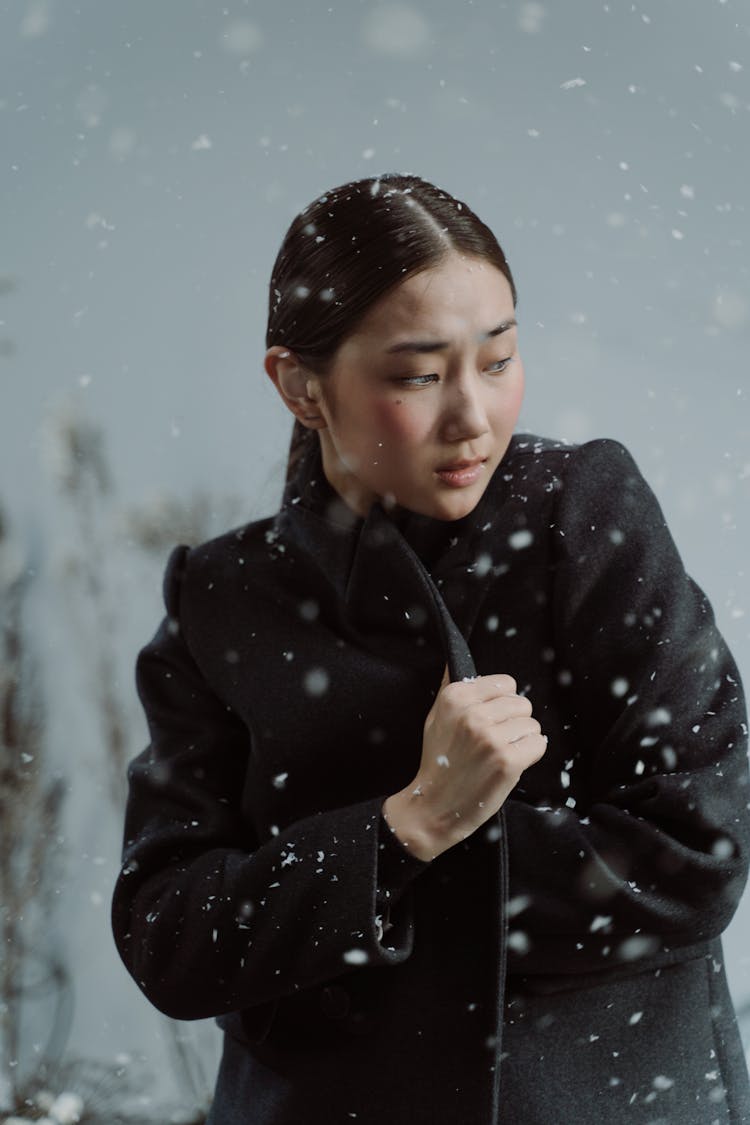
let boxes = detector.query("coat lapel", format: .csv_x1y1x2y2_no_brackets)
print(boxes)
345,502,477,682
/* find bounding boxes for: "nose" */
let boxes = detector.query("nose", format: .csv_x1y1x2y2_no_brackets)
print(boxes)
439,371,490,444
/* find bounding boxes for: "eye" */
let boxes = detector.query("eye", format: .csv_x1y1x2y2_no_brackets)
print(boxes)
394,373,439,387
487,357,513,374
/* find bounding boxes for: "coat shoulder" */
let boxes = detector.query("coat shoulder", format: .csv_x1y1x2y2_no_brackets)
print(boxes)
503,431,637,472
158,513,283,618
500,432,646,501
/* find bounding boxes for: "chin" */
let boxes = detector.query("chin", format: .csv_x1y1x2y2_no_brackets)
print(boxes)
421,492,484,522
439,501,482,522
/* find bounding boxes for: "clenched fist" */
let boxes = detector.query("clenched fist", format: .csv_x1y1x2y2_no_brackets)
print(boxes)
382,665,547,861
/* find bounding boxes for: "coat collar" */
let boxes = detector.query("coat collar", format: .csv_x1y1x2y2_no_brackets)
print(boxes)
275,433,516,574
272,437,522,682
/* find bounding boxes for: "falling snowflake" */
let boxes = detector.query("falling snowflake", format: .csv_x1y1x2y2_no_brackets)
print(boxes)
362,4,430,57
20,1,52,38
220,20,264,55
508,529,533,550
712,289,748,329
711,837,734,859
517,2,546,35
343,948,369,965
304,668,330,697
652,1075,674,1091
299,599,319,622
507,930,531,954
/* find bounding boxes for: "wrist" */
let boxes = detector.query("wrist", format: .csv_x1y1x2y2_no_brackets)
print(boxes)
382,787,450,862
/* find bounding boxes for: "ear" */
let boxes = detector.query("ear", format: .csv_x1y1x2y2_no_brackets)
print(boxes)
264,346,327,430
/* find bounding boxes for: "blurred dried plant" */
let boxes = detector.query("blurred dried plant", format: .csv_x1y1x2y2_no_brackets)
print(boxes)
1,1050,206,1123
43,411,112,499
42,402,244,1120
42,403,123,810
0,505,68,1114
121,491,246,556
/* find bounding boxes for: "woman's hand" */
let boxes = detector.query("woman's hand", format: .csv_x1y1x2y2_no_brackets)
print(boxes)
382,665,547,861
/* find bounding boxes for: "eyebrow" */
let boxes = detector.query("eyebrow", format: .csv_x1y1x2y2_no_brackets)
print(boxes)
383,319,518,354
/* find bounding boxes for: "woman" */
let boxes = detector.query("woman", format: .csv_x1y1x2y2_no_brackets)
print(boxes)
112,173,750,1124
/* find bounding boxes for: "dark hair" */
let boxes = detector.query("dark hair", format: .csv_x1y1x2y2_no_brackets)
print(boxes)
265,173,518,484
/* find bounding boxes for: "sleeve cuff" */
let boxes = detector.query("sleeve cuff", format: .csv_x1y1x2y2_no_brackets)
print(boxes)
375,811,431,935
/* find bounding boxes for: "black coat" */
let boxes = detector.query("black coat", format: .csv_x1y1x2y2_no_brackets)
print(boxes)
112,433,750,1124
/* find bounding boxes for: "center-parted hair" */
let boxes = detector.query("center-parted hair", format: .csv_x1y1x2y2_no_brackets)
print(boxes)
266,173,517,483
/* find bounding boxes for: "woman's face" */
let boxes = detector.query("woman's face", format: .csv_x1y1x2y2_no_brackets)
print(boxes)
308,252,524,521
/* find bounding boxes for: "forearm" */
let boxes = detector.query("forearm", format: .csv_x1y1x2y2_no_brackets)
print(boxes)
113,789,426,1020
502,775,750,976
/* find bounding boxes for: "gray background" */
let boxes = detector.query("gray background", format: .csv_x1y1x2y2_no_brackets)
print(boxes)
2,0,748,1113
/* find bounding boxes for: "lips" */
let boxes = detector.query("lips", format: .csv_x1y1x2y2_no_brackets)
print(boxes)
435,456,486,472
434,457,487,489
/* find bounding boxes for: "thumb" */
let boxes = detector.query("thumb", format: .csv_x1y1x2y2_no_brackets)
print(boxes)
441,663,450,688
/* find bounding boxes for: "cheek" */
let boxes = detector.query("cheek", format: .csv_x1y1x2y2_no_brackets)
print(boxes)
510,376,525,414
371,400,426,443
500,365,525,420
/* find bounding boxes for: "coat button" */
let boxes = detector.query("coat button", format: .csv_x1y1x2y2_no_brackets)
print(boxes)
320,985,351,1019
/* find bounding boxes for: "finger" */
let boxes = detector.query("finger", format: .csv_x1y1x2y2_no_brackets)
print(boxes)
480,693,534,723
500,716,542,744
515,731,549,768
447,672,518,705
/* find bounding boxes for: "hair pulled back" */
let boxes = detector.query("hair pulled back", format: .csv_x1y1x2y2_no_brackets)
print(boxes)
266,173,517,484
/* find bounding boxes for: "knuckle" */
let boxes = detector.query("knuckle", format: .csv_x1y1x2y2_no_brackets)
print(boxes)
458,710,482,739
491,745,513,773
528,733,548,762
441,682,461,706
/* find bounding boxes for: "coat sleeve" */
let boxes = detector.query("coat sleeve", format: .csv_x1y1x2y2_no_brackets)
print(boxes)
503,438,750,975
111,545,429,1022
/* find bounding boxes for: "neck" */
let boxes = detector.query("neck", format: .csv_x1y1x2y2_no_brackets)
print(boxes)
316,432,380,519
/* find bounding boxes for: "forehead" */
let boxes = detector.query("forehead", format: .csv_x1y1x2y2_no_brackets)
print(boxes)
354,254,514,340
